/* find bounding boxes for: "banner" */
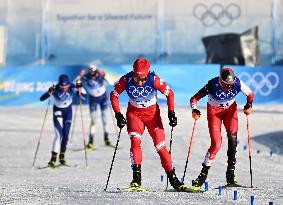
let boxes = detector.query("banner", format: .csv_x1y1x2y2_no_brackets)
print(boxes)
0,65,282,106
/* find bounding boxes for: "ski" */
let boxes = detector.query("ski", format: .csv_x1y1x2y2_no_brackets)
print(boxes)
123,186,148,192
37,163,78,170
37,165,52,170
165,187,205,193
72,147,94,152
215,184,258,189
57,163,78,168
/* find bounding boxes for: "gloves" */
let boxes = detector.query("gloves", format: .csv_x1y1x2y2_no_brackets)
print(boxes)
48,85,55,95
168,111,177,127
115,112,127,128
243,103,252,115
76,79,83,88
192,109,201,120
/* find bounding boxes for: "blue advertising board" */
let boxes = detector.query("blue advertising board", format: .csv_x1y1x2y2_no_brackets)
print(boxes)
0,65,282,107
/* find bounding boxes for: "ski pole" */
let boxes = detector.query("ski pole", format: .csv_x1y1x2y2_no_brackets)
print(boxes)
104,128,122,191
32,98,51,169
246,115,253,188
69,105,78,145
182,119,197,183
79,96,89,169
165,126,174,190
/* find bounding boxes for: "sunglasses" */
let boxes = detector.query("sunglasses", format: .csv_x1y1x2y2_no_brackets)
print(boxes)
134,76,147,83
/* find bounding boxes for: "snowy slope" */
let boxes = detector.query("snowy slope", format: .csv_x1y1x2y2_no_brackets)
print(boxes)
0,105,282,205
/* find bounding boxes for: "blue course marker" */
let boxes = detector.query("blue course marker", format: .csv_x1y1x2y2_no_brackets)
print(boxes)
205,182,208,191
250,195,255,205
218,186,222,196
233,190,238,200
161,175,164,182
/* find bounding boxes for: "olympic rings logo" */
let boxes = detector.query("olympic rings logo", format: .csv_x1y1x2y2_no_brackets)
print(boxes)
128,86,153,98
238,72,279,96
216,89,238,100
193,3,241,27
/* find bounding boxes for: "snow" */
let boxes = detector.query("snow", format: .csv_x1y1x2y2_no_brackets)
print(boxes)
0,105,282,204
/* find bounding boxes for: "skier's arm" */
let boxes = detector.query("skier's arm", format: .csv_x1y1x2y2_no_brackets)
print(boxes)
40,92,50,101
190,81,212,109
240,80,254,115
240,80,254,104
40,85,55,101
110,76,126,113
153,75,174,112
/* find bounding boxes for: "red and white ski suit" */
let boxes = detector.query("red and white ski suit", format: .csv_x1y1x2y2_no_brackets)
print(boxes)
110,71,175,172
190,76,254,167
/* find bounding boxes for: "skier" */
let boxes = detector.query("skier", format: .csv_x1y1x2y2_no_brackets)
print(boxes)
40,74,80,168
79,65,114,150
110,58,188,191
189,67,254,190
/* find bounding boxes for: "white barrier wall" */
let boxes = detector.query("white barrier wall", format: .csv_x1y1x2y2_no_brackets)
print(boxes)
0,0,282,65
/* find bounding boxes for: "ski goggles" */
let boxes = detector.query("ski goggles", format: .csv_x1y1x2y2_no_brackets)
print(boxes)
59,84,70,90
134,76,147,83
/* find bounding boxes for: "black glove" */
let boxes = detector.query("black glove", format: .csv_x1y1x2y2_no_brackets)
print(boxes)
76,79,82,88
244,102,252,110
115,112,127,129
192,109,201,120
243,103,252,115
168,111,177,127
48,85,55,94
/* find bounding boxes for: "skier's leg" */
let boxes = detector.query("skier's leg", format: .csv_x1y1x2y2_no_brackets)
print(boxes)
146,106,187,191
194,104,222,187
60,106,72,165
87,99,98,149
49,107,63,167
126,110,145,186
205,105,223,167
147,124,172,172
223,103,238,184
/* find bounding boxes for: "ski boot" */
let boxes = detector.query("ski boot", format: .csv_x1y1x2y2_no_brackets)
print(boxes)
124,165,147,192
130,164,142,188
190,164,210,192
59,152,66,165
86,134,94,151
226,165,237,185
47,151,57,168
167,169,188,191
104,132,111,146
